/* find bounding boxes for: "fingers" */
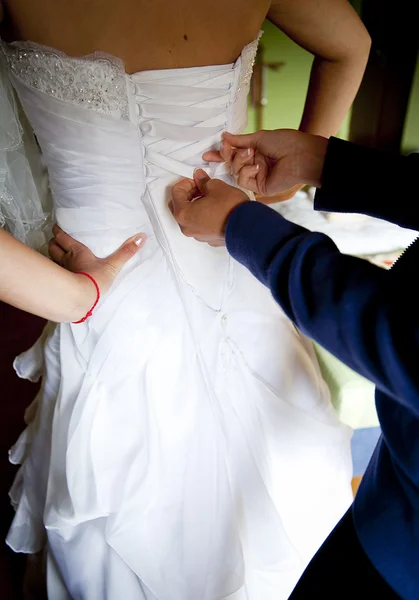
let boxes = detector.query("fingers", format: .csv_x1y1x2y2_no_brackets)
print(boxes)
253,150,269,195
202,141,256,185
202,150,223,162
202,139,259,190
222,131,263,150
105,233,147,272
202,139,234,164
170,177,201,225
256,183,304,203
193,168,211,195
49,225,82,265
219,140,233,163
48,239,66,264
194,169,249,201
231,147,254,176
52,224,81,253
232,149,268,195
171,178,199,220
171,178,197,206
236,165,260,193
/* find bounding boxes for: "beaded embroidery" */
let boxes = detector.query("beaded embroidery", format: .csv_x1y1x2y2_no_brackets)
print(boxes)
236,34,261,94
1,41,130,121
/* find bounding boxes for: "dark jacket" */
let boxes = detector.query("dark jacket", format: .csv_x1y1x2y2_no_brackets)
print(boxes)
226,137,419,599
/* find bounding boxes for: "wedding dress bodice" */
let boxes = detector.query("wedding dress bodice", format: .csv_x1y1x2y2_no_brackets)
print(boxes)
1,38,258,253
1,37,262,312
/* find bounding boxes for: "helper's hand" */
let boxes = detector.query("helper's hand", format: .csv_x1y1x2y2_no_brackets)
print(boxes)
49,225,147,294
170,170,249,246
203,129,328,198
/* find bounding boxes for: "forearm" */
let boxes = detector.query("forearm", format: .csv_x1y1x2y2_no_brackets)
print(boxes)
226,202,419,413
268,0,371,139
299,53,369,137
0,228,95,322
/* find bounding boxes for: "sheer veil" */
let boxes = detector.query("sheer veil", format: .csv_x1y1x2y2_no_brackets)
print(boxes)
0,46,52,250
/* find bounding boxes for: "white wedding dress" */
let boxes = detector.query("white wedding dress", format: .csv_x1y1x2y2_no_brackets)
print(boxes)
1,35,353,600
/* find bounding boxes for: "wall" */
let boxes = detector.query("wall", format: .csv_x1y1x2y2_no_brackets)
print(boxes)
402,56,419,153
246,20,351,139
250,13,419,153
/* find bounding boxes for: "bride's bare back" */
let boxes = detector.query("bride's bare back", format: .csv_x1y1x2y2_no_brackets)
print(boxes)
1,0,370,155
1,0,270,73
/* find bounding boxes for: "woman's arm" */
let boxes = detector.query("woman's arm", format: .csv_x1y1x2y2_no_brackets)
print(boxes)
268,0,371,138
0,227,145,322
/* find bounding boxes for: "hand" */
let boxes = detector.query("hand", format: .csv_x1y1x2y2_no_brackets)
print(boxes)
170,170,249,246
49,225,147,294
203,129,328,197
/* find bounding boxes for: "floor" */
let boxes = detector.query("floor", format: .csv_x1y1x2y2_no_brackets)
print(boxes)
351,427,381,477
351,475,363,496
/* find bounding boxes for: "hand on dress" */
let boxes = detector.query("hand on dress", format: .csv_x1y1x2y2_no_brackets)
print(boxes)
170,170,248,246
49,225,147,293
203,130,328,199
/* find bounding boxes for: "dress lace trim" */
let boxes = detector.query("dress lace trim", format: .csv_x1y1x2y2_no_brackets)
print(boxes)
1,41,130,121
236,32,262,94
1,33,262,121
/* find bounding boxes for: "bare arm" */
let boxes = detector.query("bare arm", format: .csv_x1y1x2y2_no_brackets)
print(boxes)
0,228,95,321
268,0,371,137
0,227,145,322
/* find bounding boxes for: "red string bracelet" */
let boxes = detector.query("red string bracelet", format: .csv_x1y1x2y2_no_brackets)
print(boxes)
72,272,101,324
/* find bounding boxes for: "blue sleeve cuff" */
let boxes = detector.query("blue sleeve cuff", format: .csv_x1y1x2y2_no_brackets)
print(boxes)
225,202,308,286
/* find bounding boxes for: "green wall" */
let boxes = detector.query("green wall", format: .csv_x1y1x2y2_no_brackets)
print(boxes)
251,16,419,153
246,20,350,139
402,56,419,153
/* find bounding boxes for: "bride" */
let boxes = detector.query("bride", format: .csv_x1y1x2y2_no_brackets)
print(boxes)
0,1,370,598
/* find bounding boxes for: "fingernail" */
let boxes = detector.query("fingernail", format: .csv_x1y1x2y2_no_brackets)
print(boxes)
220,141,224,152
134,235,145,246
240,149,251,157
194,168,207,181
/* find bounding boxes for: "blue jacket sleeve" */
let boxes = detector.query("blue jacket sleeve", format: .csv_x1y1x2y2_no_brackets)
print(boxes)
226,201,419,417
314,137,419,230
